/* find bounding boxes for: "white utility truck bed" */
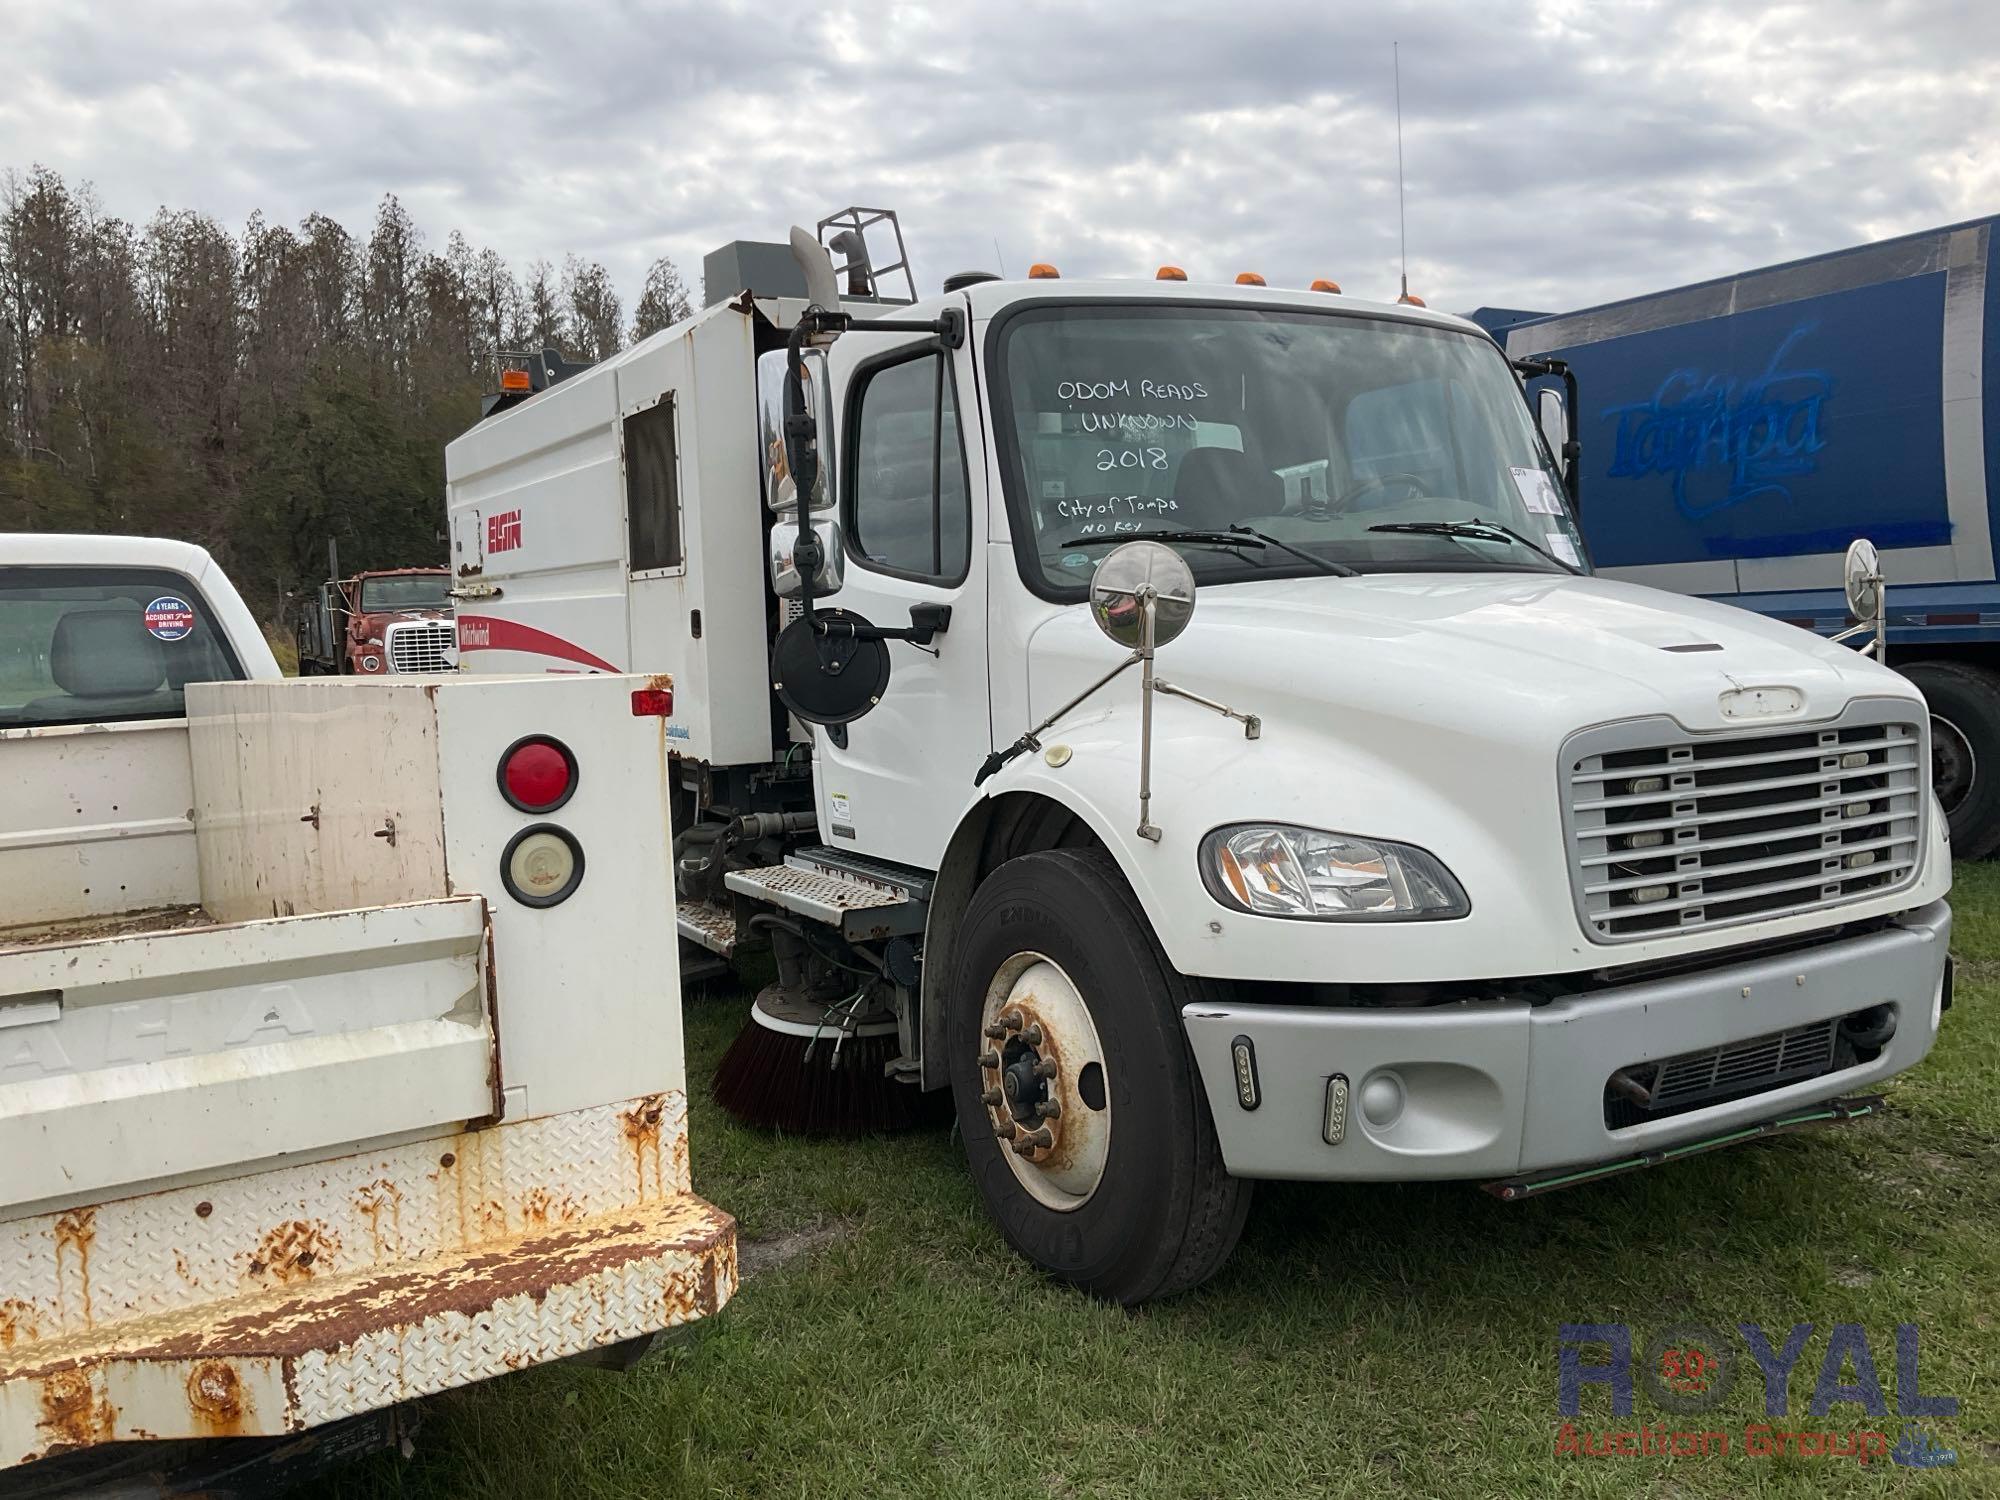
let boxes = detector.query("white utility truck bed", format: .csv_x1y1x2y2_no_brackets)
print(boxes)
1,542,731,1478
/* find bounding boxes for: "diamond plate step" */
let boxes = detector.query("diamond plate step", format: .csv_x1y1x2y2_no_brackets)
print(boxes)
724,859,926,942
676,899,738,957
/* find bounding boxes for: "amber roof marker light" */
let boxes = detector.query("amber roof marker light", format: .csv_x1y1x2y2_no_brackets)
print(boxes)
1156,265,1188,281
1311,279,1343,294
1235,272,1267,286
1028,263,1061,280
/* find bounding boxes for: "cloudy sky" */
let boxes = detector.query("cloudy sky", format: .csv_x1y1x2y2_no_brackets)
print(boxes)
2,0,1993,319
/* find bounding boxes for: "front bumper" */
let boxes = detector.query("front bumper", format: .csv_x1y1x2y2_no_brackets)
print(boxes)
1182,901,1951,1181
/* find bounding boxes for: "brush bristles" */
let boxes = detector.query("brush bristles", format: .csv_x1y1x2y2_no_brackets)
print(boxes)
710,1019,938,1135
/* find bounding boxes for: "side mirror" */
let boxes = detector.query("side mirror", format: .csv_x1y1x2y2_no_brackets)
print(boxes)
1844,537,1882,624
1538,388,1569,478
1089,541,1197,650
769,513,845,596
757,348,834,512
1830,537,1887,660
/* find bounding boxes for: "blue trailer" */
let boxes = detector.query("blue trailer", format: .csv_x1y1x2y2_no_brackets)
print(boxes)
1473,214,2000,855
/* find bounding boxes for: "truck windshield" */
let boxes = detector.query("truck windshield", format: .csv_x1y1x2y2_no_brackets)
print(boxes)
0,567,246,728
359,575,450,611
992,305,1586,593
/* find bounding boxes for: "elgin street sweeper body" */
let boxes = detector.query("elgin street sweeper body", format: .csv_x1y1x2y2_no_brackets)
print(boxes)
446,212,1954,1304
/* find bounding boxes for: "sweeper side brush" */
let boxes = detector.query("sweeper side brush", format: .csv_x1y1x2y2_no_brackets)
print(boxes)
711,990,936,1135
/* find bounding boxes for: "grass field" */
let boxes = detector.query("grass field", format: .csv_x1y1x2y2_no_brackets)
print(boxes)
318,867,2000,1499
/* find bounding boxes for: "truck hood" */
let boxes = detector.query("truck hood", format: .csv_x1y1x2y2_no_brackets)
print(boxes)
1027,571,1912,745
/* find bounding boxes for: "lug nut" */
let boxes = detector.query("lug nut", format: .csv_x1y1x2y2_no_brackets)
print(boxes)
1034,1059,1059,1080
1002,1012,1024,1032
984,1022,1007,1039
978,1050,1000,1069
981,1087,1002,1107
1022,1023,1044,1046
1011,1137,1037,1156
1037,1100,1062,1120
1025,1127,1054,1148
994,1121,1017,1140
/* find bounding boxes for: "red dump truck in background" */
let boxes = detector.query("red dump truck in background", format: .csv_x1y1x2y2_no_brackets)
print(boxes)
293,566,456,675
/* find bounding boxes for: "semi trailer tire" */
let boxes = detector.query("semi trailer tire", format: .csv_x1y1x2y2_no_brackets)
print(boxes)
946,848,1250,1304
1901,660,2000,859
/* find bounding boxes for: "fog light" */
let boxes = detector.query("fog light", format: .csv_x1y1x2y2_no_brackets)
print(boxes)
501,823,585,907
1359,1071,1405,1128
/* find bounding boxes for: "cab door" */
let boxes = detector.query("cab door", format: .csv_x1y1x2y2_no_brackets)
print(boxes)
812,331,989,870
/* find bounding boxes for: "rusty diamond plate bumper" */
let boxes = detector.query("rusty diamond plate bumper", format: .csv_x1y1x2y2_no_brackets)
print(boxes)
2,1094,736,1468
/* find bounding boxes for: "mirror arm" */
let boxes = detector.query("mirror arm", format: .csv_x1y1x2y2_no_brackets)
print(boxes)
975,653,1141,785
816,603,953,647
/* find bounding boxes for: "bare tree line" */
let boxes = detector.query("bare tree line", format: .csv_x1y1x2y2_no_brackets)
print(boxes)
0,165,694,613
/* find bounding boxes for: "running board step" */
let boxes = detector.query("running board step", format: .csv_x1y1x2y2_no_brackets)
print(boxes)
724,856,927,942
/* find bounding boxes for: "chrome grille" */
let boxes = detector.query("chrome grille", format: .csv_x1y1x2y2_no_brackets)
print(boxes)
385,619,456,673
1563,705,1924,943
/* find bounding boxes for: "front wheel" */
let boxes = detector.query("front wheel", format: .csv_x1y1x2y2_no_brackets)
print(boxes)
1901,660,2000,859
947,848,1249,1304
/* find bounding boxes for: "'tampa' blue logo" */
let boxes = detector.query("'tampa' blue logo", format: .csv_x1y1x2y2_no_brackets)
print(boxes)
1603,323,1832,520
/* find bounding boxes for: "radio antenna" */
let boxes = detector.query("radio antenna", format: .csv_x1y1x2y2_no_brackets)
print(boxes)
1394,41,1409,303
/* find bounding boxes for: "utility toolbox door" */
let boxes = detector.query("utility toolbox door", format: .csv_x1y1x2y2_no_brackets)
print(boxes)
0,896,494,1214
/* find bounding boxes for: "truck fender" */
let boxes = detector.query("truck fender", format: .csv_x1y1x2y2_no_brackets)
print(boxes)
917,760,1157,1091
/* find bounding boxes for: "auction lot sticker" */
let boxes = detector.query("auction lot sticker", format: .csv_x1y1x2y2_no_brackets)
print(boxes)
144,595,197,640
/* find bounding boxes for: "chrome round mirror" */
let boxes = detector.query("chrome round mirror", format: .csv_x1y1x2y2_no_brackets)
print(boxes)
1844,537,1882,622
1089,540,1196,649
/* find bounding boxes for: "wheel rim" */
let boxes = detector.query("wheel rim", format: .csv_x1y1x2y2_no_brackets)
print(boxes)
1931,713,1977,816
975,952,1111,1211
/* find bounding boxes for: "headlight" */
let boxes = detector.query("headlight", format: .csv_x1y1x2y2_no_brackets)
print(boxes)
1199,824,1469,921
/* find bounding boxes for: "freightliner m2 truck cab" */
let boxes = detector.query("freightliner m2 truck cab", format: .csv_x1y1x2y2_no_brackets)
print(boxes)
447,217,1953,1304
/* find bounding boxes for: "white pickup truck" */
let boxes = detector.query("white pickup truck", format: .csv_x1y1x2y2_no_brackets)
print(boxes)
1,535,732,1486
446,215,1955,1304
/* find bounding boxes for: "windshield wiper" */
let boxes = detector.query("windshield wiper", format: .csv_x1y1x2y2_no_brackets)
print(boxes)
1366,518,1581,575
1225,525,1360,577
1060,529,1266,552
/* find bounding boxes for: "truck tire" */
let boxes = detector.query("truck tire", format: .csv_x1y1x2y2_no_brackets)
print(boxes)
1901,660,2000,859
947,847,1249,1304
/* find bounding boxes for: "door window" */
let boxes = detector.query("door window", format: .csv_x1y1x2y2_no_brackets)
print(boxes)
847,353,970,582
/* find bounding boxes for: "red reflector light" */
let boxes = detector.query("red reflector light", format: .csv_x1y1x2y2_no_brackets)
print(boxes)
631,687,673,716
497,735,577,813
